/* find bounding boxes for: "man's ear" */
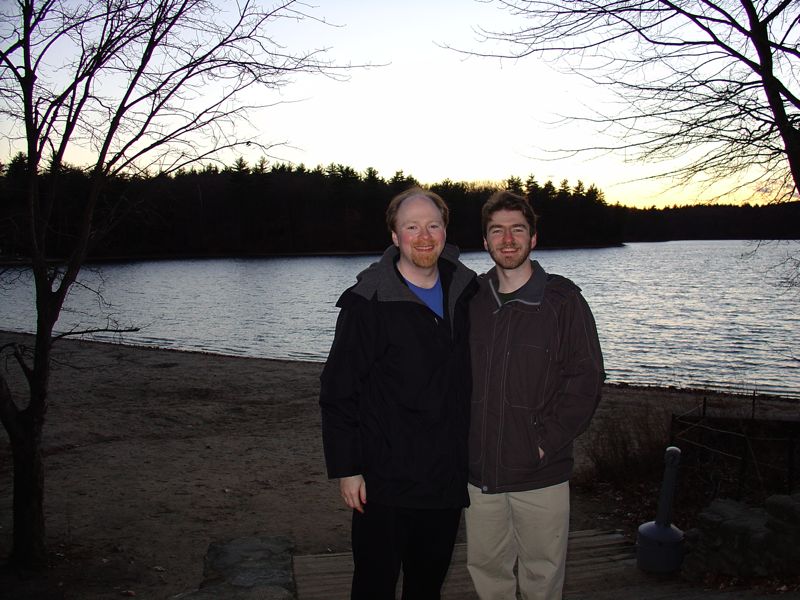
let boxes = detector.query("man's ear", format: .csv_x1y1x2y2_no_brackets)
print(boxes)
391,231,399,247
530,233,537,251
483,238,489,252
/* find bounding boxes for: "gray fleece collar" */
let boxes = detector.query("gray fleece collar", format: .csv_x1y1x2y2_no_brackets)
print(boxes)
351,244,475,318
486,260,547,307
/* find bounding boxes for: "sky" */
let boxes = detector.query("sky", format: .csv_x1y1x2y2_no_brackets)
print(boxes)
248,0,734,208
0,0,761,209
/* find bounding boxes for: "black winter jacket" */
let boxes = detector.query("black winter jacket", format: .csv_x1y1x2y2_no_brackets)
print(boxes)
320,244,478,509
469,260,604,494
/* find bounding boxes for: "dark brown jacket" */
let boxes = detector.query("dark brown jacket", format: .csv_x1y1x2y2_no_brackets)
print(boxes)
468,260,604,493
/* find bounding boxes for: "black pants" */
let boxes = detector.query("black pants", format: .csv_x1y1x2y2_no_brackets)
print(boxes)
350,503,462,600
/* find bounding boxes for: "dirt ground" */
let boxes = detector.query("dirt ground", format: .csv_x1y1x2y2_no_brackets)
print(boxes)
1,331,797,599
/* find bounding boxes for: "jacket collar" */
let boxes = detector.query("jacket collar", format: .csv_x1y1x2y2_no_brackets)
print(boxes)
351,243,475,314
485,260,547,308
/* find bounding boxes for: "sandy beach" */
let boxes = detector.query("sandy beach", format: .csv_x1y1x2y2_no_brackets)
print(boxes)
1,331,797,599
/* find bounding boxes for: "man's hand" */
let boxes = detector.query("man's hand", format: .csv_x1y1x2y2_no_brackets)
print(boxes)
339,475,367,513
538,447,545,459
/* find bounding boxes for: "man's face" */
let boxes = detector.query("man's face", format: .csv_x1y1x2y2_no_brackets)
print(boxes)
484,209,536,270
391,195,446,269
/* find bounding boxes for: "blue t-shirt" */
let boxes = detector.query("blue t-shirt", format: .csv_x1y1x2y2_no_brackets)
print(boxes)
405,276,444,318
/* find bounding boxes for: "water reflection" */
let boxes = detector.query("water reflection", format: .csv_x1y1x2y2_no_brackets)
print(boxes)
1,241,798,398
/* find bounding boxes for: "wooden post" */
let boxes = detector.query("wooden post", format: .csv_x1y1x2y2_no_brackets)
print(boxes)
736,434,749,500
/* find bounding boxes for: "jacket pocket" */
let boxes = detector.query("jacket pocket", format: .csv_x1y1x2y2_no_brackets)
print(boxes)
499,405,542,471
503,343,550,410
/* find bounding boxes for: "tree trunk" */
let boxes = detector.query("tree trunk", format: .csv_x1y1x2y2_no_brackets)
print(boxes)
0,367,48,568
743,0,800,195
0,320,54,568
10,408,47,567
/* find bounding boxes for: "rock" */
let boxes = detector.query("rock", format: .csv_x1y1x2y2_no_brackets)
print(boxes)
765,494,800,528
174,536,295,599
682,494,800,582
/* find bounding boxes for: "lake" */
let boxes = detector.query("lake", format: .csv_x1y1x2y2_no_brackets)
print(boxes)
1,240,798,398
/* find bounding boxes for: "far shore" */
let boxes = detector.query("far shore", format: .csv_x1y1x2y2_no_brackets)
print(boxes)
0,242,635,266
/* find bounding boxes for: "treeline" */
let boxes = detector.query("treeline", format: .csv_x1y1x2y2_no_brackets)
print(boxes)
621,203,800,241
0,156,797,260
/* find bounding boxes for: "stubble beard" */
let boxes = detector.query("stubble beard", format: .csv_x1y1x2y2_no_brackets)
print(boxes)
489,244,530,270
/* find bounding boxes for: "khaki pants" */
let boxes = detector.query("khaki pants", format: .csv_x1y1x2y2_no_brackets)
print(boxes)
465,482,570,600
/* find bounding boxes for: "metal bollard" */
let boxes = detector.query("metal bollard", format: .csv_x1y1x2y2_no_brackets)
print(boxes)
636,446,684,573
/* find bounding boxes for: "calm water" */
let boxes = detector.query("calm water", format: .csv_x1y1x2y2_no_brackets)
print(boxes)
1,241,798,398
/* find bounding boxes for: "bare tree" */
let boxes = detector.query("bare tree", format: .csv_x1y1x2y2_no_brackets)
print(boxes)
0,0,342,567
466,1,799,202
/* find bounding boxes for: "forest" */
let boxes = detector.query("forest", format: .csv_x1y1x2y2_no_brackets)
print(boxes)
1,156,798,260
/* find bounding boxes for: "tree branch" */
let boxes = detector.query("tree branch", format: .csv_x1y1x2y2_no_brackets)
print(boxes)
457,0,800,201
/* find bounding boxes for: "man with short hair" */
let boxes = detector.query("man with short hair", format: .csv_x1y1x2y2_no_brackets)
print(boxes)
466,190,604,600
320,186,478,600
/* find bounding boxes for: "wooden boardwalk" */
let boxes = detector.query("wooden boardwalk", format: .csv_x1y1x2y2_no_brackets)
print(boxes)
294,529,798,599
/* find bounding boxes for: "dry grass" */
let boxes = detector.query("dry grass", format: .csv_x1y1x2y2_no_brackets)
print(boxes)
577,406,673,486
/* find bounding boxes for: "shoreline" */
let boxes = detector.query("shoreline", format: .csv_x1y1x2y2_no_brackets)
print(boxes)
2,328,796,403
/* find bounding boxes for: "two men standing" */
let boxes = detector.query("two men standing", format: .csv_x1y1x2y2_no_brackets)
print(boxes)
320,187,604,600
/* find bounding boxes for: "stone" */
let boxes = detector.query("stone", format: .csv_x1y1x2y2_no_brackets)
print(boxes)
174,536,295,599
765,494,800,527
682,495,800,582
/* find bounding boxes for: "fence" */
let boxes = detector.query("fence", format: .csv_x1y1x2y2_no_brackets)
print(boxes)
670,401,799,502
